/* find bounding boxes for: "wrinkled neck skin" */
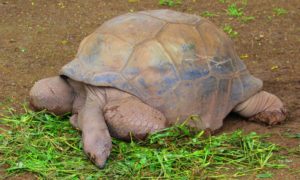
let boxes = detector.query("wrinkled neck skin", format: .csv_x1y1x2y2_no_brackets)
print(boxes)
67,79,108,116
66,79,86,114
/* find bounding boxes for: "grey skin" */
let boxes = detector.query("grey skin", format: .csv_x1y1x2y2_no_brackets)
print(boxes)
30,76,286,168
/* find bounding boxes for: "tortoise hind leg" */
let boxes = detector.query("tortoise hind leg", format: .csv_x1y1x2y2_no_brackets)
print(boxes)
103,93,167,141
233,91,287,125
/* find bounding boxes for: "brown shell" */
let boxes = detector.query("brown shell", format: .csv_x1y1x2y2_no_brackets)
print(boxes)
60,9,262,130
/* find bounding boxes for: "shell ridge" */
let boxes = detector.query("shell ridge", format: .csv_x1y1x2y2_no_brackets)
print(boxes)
99,32,133,46
155,39,182,81
226,79,233,112
237,76,244,103
203,78,219,129
138,11,168,23
119,74,150,100
120,24,167,74
195,25,209,61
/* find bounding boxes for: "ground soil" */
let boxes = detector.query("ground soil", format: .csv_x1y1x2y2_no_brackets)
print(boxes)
0,0,299,179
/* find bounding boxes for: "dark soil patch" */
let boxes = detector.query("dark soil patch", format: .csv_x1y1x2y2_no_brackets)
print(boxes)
0,0,299,179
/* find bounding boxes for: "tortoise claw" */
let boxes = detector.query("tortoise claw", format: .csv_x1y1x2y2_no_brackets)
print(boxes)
249,108,287,125
82,132,112,169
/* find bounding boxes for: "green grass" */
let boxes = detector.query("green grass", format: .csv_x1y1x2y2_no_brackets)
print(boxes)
0,109,288,179
223,24,238,38
240,15,255,23
159,0,181,7
226,3,244,17
273,7,288,16
201,11,217,17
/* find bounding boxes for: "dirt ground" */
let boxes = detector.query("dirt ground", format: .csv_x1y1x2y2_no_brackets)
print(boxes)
0,0,299,179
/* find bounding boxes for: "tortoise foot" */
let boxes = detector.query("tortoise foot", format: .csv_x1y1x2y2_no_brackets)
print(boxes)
249,108,287,125
82,131,112,169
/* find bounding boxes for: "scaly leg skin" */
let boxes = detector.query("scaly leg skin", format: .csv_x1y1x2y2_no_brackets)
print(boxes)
71,86,167,168
69,114,79,129
233,91,287,125
71,96,167,140
77,86,112,169
103,95,167,141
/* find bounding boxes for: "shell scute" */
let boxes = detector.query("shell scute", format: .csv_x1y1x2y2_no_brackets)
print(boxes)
97,13,166,45
230,77,244,103
123,40,180,97
157,23,209,80
209,56,234,74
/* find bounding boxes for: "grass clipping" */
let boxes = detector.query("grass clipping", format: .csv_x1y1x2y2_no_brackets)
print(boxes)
0,109,286,179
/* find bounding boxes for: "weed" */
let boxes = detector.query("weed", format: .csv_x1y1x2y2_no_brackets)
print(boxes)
159,0,181,7
241,0,248,6
256,172,273,178
240,16,255,23
128,0,139,2
201,11,216,17
227,3,244,17
223,24,238,38
273,7,288,16
0,109,287,179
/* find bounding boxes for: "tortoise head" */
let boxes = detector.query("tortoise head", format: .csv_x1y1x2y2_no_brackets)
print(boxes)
29,76,74,115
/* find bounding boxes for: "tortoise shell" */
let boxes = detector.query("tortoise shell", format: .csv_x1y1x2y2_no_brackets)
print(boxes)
60,9,262,130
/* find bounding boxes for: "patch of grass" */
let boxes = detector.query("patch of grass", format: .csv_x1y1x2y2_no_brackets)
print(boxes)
256,172,273,178
159,0,181,7
0,109,287,179
241,0,248,6
226,3,244,17
201,11,217,17
240,15,255,23
223,24,238,38
273,7,288,16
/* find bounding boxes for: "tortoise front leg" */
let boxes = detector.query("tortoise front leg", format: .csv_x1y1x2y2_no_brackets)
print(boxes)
77,86,112,168
233,91,287,125
103,95,167,141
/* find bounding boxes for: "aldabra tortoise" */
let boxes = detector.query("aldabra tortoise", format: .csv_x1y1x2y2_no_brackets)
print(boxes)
29,9,286,168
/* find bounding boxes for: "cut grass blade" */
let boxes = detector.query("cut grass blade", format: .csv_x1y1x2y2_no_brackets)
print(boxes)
0,109,287,179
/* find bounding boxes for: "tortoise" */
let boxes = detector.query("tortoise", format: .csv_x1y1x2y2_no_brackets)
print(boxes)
29,9,286,168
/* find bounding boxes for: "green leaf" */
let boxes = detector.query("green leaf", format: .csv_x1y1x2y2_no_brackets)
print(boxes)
295,133,300,138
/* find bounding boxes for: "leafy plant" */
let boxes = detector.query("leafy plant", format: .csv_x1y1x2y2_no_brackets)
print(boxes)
201,11,216,17
273,7,288,16
223,24,238,38
159,0,181,7
227,3,244,17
